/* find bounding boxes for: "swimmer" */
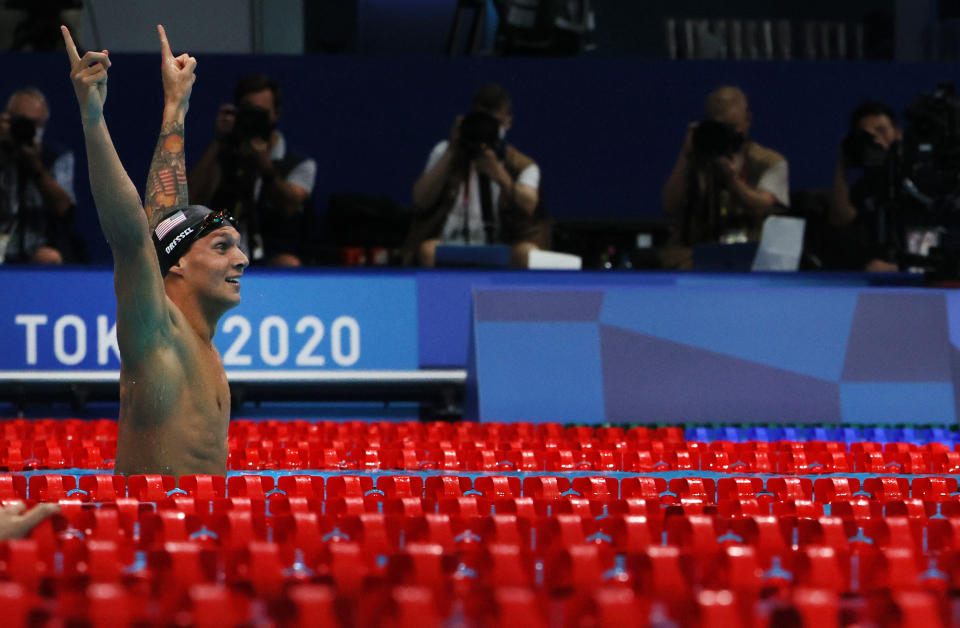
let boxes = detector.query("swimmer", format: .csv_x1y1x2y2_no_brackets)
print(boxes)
62,24,248,477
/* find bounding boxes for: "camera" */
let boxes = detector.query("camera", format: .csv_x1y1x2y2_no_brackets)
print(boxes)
218,104,274,179
691,119,746,159
7,115,36,147
846,81,960,277
901,81,960,199
458,111,503,160
842,127,891,170
903,81,960,149
229,104,274,145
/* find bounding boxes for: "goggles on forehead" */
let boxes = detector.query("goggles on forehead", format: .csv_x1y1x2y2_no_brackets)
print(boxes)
194,209,239,239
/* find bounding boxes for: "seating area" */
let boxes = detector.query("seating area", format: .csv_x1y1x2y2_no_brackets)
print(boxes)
0,419,955,626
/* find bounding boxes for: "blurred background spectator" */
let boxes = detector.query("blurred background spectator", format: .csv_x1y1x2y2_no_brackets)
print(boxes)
827,101,903,272
660,86,788,270
188,74,317,267
2,1,960,276
0,87,81,264
405,84,547,268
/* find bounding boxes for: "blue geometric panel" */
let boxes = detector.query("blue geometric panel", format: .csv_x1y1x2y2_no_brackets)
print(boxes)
841,292,951,382
839,382,956,424
600,287,858,382
474,322,604,422
600,325,841,424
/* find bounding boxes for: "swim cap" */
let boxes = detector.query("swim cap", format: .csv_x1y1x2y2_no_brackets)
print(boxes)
152,205,239,276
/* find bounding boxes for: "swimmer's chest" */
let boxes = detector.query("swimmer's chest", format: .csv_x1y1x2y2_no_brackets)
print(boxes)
182,343,230,415
122,340,229,418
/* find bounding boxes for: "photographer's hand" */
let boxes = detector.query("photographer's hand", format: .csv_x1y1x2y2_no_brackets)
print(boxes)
0,113,10,148
246,137,308,219
713,155,739,185
865,258,899,272
16,142,73,216
248,138,274,175
412,117,463,211
717,152,779,217
16,143,42,174
662,122,699,215
830,146,857,227
681,121,699,158
475,148,511,188
476,148,538,215
449,115,464,149
215,104,236,140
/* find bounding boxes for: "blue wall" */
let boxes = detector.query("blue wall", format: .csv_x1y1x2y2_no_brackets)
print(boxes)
7,52,960,263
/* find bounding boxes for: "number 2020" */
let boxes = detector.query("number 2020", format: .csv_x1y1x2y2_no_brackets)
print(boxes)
221,315,360,367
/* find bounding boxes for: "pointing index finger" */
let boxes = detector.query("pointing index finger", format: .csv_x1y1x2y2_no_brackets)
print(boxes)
157,23,172,59
60,25,81,64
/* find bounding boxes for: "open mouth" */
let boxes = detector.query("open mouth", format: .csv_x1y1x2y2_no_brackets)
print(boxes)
226,277,241,287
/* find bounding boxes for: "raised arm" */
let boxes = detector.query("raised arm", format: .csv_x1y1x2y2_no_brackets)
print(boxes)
61,26,147,252
62,25,169,364
144,24,196,230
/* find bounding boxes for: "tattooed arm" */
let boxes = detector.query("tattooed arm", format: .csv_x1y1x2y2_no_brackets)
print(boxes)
144,24,196,230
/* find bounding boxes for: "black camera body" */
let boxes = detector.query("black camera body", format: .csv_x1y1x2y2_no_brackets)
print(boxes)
842,128,892,170
691,119,746,160
228,104,274,146
218,104,275,184
903,82,960,149
847,81,960,277
7,115,36,147
458,111,504,160
901,82,960,199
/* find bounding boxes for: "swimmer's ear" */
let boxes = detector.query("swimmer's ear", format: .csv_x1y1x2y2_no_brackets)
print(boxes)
167,261,184,277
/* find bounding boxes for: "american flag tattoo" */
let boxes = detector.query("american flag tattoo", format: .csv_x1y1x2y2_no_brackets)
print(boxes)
155,210,186,240
153,166,187,197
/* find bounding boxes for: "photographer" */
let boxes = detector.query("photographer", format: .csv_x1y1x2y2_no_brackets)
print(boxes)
188,74,316,266
661,86,788,269
0,87,77,264
405,83,546,268
827,101,902,272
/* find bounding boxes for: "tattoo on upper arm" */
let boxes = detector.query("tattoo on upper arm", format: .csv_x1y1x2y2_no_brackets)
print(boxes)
144,120,188,230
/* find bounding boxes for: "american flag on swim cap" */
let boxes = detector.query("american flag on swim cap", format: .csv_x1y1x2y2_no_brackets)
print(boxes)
154,210,186,240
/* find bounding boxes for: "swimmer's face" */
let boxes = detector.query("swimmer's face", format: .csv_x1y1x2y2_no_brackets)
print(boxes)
176,226,248,307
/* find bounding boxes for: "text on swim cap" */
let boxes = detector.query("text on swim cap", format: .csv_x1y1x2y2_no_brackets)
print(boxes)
165,227,194,255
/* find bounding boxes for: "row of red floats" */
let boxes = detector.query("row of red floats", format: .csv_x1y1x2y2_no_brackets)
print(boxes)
5,474,960,503
0,513,956,626
4,439,959,473
0,546,949,627
0,418,694,443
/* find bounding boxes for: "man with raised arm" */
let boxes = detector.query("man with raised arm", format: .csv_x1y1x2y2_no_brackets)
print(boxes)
62,25,249,477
